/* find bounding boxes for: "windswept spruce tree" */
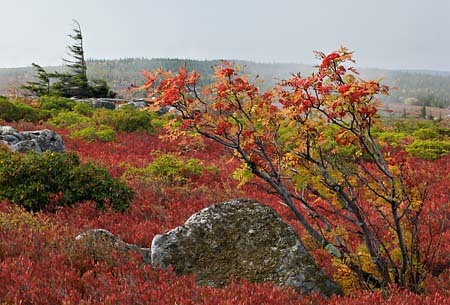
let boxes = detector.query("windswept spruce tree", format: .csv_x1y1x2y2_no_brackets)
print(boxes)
52,19,89,97
141,48,447,292
23,20,115,98
21,63,50,96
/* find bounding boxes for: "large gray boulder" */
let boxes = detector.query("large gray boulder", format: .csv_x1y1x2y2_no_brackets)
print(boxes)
151,199,342,296
0,126,64,153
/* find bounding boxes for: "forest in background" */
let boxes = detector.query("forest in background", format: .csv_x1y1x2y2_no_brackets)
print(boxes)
1,58,450,108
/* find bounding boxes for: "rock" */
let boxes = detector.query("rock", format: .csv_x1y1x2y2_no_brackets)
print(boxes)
22,129,65,152
151,199,342,296
0,126,64,153
91,99,116,110
155,105,175,116
10,140,42,153
0,126,16,134
1,134,19,144
116,99,148,109
75,229,152,264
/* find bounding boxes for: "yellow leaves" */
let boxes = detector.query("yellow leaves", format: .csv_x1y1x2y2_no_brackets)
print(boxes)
343,74,356,84
281,152,299,168
159,118,187,142
292,174,309,191
290,166,311,191
0,205,51,232
332,243,382,293
410,199,423,211
332,259,360,294
388,164,401,176
328,226,350,243
232,162,254,188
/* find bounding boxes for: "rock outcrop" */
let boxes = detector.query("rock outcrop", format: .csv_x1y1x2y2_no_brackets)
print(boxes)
151,199,342,296
0,126,65,153
75,229,152,264
91,98,116,110
116,99,148,109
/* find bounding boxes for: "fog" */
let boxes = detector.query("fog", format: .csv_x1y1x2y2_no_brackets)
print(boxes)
1,0,450,71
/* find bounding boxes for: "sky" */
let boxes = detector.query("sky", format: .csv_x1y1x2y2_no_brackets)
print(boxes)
1,0,450,71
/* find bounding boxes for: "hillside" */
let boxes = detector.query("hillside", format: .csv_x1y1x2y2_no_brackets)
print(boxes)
1,58,450,108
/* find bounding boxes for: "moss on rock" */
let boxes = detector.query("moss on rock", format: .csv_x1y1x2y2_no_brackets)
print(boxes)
151,199,342,296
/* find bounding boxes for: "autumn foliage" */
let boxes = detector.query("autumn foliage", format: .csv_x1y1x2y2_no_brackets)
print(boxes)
0,124,448,303
0,48,449,304
142,47,449,292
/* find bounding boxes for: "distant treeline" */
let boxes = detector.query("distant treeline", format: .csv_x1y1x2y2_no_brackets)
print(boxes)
1,58,450,108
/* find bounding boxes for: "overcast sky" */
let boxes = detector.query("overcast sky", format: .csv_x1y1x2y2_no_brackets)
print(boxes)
1,0,450,71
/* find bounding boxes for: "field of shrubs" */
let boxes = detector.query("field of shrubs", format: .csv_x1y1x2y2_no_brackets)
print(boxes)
0,94,449,304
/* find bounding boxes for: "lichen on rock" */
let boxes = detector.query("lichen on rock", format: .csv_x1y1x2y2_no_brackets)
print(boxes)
0,126,64,153
151,199,342,296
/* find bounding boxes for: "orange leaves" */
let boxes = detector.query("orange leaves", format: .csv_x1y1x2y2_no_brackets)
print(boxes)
213,100,233,112
139,66,203,108
215,73,257,100
141,70,157,90
216,83,229,98
216,120,232,135
335,129,357,146
141,48,390,167
186,71,201,85
160,87,180,106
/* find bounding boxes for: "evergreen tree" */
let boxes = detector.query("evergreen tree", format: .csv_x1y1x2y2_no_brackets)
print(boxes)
23,19,116,98
57,19,90,97
21,63,50,96
48,71,76,97
420,104,426,118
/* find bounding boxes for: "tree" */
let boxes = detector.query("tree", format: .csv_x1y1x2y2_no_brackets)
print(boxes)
21,63,50,96
420,104,426,118
402,108,407,118
141,48,446,292
23,20,116,98
55,19,89,97
89,79,117,98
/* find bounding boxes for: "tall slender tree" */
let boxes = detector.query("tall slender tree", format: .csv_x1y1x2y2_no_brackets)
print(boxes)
22,20,116,98
60,19,90,97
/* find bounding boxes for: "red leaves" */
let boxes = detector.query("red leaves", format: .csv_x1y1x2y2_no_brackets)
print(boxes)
161,87,181,106
317,48,356,81
216,120,232,135
1,120,450,303
320,52,340,69
219,67,235,78
338,84,352,96
355,105,377,119
216,83,229,98
140,67,202,108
